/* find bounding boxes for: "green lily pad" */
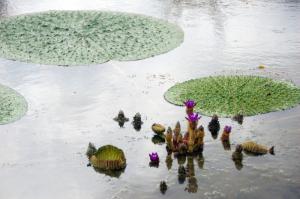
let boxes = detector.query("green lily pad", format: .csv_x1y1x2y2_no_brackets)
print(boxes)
0,84,27,124
0,11,184,66
164,76,300,117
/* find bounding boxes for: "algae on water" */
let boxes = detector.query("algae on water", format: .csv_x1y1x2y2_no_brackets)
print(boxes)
164,76,300,117
0,84,27,124
0,11,184,66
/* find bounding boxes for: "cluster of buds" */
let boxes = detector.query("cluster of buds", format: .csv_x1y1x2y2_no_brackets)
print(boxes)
183,100,204,153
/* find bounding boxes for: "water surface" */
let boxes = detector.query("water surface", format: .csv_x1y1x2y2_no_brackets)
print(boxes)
0,0,300,199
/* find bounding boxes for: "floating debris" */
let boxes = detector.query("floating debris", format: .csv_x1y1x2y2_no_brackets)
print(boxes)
241,141,275,155
113,110,129,127
160,181,168,194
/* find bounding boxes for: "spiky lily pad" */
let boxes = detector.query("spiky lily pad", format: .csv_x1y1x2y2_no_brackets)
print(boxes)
90,145,126,170
164,76,300,117
0,11,184,66
0,84,27,124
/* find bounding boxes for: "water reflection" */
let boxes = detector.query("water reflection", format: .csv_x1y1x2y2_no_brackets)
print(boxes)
222,140,231,151
185,156,198,193
232,145,244,170
197,153,205,169
168,153,204,193
151,135,165,145
165,153,173,170
178,165,186,184
92,167,125,178
0,0,8,16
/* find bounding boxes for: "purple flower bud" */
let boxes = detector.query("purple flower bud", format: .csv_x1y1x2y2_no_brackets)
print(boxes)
149,152,159,162
183,100,197,108
224,125,232,133
185,113,201,122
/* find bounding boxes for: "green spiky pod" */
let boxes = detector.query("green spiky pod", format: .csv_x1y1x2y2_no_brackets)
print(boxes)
90,145,126,170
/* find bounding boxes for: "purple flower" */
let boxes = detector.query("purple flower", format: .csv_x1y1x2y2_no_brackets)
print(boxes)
185,113,201,122
149,152,159,162
183,100,197,109
224,125,232,133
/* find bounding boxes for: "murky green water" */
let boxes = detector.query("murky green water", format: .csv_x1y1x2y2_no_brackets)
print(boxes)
0,0,300,199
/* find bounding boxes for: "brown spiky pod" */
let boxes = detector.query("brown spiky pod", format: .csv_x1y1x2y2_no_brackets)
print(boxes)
173,121,182,150
174,121,181,135
232,145,243,170
241,141,275,155
221,132,230,142
187,124,196,153
165,127,173,151
194,125,205,153
196,125,205,146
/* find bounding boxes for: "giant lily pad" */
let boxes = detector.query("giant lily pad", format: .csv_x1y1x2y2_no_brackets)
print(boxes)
0,84,27,124
0,11,184,65
164,76,300,117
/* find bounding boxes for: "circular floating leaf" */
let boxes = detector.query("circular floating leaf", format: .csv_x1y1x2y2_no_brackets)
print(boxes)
164,76,300,117
0,84,27,124
90,145,126,170
0,11,184,65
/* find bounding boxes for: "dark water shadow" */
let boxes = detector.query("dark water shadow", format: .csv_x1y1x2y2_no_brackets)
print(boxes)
92,167,125,178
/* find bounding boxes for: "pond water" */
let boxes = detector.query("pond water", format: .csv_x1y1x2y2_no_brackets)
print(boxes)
0,0,300,199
